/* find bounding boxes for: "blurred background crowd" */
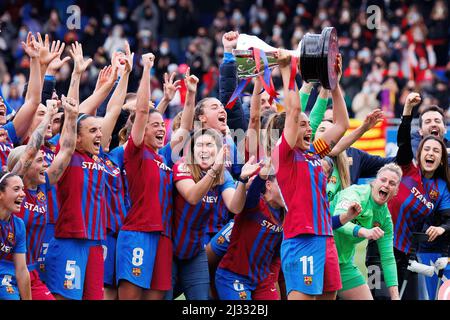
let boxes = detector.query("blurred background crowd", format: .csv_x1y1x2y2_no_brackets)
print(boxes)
0,0,448,120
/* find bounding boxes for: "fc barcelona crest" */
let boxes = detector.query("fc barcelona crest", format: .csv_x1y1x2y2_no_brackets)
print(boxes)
37,191,46,202
7,232,14,242
429,189,439,201
239,291,247,300
216,236,225,245
304,276,313,286
64,279,73,289
6,286,14,294
132,268,141,277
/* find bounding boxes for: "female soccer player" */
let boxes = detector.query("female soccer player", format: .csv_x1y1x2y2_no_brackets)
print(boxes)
390,92,450,299
0,172,29,300
271,49,349,300
331,164,402,300
169,128,260,300
117,53,173,300
7,97,78,300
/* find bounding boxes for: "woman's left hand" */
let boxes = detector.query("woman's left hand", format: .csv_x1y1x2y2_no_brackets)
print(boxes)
426,226,445,242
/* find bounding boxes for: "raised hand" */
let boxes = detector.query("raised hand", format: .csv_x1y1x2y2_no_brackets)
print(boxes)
94,66,112,91
240,155,263,180
21,32,39,58
183,68,198,93
122,41,134,74
222,31,239,53
141,52,155,69
212,145,229,172
275,49,291,68
36,33,65,67
362,109,383,131
45,99,59,118
404,92,421,110
60,94,79,117
69,41,93,75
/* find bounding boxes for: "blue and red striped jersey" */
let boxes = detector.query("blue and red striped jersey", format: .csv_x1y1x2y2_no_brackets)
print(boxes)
55,150,107,240
172,159,235,259
272,133,333,239
0,122,20,169
16,175,50,265
0,214,26,263
389,163,450,253
219,176,283,283
42,143,59,224
122,136,173,236
103,152,128,235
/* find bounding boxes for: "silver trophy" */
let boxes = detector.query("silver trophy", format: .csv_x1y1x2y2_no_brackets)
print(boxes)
233,27,339,90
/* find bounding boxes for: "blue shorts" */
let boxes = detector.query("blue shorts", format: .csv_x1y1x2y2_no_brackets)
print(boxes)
0,262,19,300
209,220,234,258
281,235,341,296
102,232,117,287
115,230,159,289
44,238,103,300
215,267,255,300
37,223,55,283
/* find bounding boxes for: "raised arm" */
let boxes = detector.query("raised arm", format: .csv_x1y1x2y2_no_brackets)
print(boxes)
79,60,118,116
35,33,65,85
170,68,197,150
278,49,300,148
46,96,78,185
329,109,383,157
67,41,93,103
100,43,134,148
131,53,154,147
14,32,42,140
396,92,421,165
319,54,350,149
310,87,330,139
156,72,181,114
246,77,262,158
10,100,57,176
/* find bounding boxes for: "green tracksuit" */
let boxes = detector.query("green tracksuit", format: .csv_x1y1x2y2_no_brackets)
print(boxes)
330,184,398,291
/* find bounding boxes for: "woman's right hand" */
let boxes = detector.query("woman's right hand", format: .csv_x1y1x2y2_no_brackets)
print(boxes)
212,145,229,172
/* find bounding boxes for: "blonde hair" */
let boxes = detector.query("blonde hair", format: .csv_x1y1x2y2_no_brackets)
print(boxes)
376,163,403,181
335,152,351,190
7,145,27,172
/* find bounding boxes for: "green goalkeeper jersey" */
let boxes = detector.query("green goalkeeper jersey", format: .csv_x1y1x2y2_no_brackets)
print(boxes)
330,184,398,287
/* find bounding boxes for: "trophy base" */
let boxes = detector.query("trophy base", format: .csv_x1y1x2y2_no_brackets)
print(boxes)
299,27,339,90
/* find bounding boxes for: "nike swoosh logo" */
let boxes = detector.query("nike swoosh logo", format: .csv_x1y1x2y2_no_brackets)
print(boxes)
270,288,276,292
45,291,51,295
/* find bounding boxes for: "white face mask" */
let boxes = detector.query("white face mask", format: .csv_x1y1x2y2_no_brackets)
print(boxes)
258,11,268,22
117,11,127,20
273,26,282,37
252,27,262,35
319,12,327,20
296,6,305,15
160,46,169,55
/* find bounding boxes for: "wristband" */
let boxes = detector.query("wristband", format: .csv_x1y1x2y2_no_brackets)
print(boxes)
44,74,56,82
223,52,236,64
353,225,362,237
237,176,249,184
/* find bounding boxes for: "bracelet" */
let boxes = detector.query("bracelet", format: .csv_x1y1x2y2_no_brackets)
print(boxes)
237,176,249,184
210,167,219,175
207,169,217,179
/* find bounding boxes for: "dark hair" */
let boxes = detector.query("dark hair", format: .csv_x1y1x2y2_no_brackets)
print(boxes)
0,171,18,192
417,135,450,191
76,113,95,134
194,97,216,122
419,105,446,128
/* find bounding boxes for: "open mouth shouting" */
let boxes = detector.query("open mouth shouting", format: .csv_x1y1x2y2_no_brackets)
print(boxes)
155,132,165,144
14,197,24,211
218,114,227,125
378,188,388,202
430,128,440,136
423,156,435,168
93,139,101,151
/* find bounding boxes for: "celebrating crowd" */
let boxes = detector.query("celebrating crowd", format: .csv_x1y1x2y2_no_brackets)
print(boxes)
0,0,449,301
